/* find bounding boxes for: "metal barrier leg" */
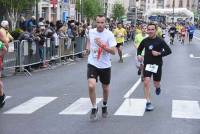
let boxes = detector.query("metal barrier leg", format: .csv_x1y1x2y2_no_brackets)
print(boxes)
72,41,75,61
23,68,32,76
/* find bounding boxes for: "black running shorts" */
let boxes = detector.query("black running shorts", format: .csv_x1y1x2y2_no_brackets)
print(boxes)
116,43,123,48
189,34,193,40
87,64,111,85
143,64,162,81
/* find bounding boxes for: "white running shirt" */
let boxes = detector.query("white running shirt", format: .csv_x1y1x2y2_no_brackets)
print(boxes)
88,28,116,68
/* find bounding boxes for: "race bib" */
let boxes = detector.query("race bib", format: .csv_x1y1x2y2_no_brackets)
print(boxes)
145,64,158,73
117,33,123,38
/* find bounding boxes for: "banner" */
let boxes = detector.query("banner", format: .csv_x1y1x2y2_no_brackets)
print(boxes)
70,4,76,18
51,0,57,8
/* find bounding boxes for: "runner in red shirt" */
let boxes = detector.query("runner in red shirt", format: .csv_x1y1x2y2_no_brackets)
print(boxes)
180,25,187,45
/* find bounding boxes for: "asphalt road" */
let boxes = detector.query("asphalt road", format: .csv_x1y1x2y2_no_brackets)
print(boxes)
0,33,200,134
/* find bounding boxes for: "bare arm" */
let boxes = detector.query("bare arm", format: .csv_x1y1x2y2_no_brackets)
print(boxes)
102,45,116,55
95,38,116,55
85,38,90,55
0,31,9,47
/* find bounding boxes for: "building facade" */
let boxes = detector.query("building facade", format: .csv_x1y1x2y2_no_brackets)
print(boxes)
146,0,157,11
164,0,198,10
157,0,165,8
37,0,72,23
136,0,198,11
36,0,133,22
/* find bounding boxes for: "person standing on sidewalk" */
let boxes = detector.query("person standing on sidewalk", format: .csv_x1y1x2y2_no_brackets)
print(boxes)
113,22,127,63
0,20,13,108
137,23,172,111
86,15,116,121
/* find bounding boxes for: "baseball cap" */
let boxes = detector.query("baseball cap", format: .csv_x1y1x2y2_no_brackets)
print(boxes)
1,20,9,28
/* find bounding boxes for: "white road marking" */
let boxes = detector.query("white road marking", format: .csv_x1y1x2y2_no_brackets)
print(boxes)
189,54,194,58
68,63,76,66
189,54,200,59
5,96,11,100
122,53,131,58
124,78,141,98
172,100,200,119
114,99,147,116
194,36,200,40
4,97,57,114
59,98,102,115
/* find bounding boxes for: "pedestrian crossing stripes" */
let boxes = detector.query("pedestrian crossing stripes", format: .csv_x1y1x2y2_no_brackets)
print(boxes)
4,97,57,114
2,96,200,120
59,98,102,115
114,99,147,116
172,100,200,119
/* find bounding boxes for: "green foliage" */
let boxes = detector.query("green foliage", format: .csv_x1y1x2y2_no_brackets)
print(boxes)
76,0,81,12
83,0,103,19
10,28,23,40
112,3,125,20
0,0,37,29
0,0,36,13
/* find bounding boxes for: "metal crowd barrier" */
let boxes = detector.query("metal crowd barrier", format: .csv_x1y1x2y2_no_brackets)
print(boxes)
60,37,74,59
3,41,20,76
2,36,86,76
74,37,86,56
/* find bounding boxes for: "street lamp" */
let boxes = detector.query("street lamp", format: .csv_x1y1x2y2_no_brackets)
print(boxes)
105,0,108,18
80,0,83,22
35,0,39,22
172,0,175,23
135,7,137,26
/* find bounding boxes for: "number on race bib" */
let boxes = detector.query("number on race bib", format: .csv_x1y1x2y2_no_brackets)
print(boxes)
145,64,158,73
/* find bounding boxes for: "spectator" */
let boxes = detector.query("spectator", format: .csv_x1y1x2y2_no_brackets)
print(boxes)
19,16,26,31
38,17,45,29
34,27,47,68
26,16,37,32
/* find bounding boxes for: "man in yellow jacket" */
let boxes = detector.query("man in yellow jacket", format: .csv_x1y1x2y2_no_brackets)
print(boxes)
113,22,127,62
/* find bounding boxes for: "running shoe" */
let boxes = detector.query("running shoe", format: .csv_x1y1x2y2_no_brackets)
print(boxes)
0,94,5,108
155,87,161,95
137,69,141,75
146,102,154,111
102,106,108,118
90,108,98,121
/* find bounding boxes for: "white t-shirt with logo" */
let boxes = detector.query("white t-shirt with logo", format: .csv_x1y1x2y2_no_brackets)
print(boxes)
88,28,117,68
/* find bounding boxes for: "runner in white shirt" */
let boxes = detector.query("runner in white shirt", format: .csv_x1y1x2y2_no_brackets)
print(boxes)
86,15,116,121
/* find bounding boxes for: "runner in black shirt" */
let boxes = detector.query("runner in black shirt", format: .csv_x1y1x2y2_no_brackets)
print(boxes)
137,23,172,111
168,24,176,45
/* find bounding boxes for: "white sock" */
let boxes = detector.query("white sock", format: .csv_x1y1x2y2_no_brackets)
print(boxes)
146,99,151,103
92,104,97,109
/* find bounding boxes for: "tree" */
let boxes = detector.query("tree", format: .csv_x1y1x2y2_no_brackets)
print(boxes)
0,0,36,30
112,3,125,21
76,0,81,13
83,0,103,21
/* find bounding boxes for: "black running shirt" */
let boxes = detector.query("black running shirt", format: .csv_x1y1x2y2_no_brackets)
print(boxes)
137,36,172,65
